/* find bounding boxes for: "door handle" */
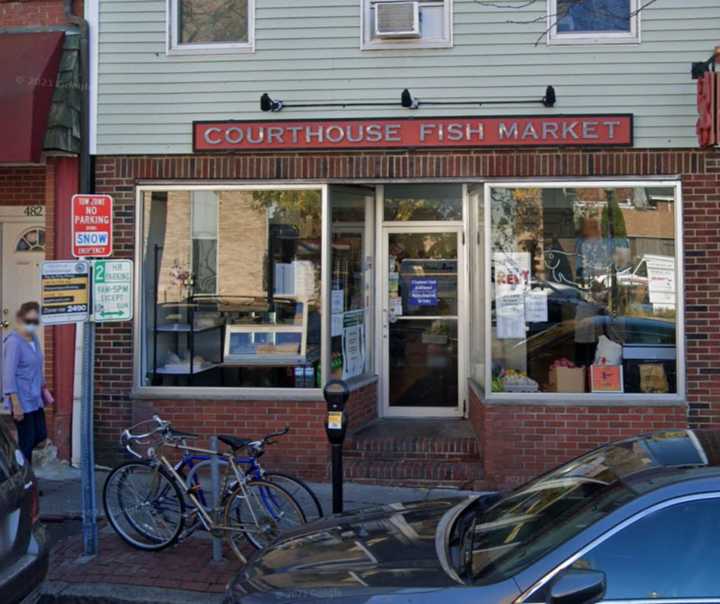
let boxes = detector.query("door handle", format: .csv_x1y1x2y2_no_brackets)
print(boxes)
1,320,9,329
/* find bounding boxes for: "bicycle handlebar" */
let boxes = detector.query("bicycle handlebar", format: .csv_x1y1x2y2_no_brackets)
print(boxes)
262,426,290,444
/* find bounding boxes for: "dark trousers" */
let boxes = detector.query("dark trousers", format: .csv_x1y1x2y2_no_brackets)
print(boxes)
15,409,47,464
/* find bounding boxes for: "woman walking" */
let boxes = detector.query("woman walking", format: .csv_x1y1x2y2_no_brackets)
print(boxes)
3,301,51,464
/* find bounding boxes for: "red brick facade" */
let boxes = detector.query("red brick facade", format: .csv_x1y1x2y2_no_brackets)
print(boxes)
91,146,719,486
0,0,83,461
469,388,688,489
0,0,81,28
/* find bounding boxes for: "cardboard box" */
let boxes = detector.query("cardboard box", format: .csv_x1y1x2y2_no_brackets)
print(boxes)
548,366,585,393
590,364,624,393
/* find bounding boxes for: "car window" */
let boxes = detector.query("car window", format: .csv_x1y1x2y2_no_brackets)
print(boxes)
571,498,720,600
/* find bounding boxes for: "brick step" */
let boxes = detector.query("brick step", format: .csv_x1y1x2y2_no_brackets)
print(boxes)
347,431,481,459
343,458,486,489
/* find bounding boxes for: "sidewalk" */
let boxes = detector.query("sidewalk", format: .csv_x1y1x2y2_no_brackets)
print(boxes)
38,461,480,603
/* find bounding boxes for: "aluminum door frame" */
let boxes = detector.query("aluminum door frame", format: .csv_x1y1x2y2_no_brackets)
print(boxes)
378,220,468,418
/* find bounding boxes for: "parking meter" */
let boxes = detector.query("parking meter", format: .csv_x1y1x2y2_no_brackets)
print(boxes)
323,380,350,513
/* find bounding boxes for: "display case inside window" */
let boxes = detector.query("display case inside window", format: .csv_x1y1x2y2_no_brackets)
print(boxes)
487,184,679,396
141,187,323,389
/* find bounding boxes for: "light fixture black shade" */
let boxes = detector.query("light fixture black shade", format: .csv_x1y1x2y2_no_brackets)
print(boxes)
260,93,284,112
543,86,557,108
401,88,419,109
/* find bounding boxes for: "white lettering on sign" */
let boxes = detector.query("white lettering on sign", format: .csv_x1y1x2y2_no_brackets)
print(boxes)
196,116,633,151
75,232,109,246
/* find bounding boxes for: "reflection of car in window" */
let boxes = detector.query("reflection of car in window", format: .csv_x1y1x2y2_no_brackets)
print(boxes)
517,315,676,393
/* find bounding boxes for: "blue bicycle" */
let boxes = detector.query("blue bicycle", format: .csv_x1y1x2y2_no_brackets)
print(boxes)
103,417,320,560
177,425,323,523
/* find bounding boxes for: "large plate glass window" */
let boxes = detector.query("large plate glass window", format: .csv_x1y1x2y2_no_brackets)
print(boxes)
362,0,452,50
548,0,640,44
140,187,322,389
329,186,375,382
169,0,255,53
484,182,682,398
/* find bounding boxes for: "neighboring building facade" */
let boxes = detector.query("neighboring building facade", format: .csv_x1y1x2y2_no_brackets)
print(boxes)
0,0,86,461
88,0,720,488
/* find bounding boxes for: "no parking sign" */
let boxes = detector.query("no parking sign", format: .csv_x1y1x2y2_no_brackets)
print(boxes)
72,194,113,258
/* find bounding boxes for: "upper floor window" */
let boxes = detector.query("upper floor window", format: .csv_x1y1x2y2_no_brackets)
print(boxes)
168,0,255,54
362,0,452,50
548,0,640,45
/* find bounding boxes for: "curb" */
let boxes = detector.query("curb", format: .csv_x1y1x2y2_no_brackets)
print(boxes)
40,581,225,604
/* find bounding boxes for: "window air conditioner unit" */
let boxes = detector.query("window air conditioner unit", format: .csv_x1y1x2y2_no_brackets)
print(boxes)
374,1,421,38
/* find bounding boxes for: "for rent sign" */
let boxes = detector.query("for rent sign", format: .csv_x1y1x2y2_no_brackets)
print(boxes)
194,115,633,152
72,194,113,258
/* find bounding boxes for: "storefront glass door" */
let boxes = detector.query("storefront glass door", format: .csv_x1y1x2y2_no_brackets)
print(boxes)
381,226,464,417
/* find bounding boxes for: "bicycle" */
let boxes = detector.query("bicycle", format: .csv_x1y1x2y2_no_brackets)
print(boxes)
103,417,306,561
178,426,323,522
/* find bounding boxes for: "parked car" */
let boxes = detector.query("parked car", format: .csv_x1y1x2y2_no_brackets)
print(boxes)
0,420,48,603
226,430,720,604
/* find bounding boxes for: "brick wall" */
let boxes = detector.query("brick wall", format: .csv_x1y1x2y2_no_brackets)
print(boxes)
469,387,688,489
93,146,720,485
0,0,82,28
0,166,46,206
99,383,377,480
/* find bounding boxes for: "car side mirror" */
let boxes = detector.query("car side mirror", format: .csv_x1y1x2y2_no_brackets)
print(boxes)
547,569,606,604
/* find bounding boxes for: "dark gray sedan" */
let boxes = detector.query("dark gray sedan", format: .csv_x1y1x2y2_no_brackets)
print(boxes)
226,430,720,604
0,421,48,603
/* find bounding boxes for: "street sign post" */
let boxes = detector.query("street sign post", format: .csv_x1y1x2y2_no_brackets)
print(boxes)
93,259,133,322
40,260,90,324
72,194,113,258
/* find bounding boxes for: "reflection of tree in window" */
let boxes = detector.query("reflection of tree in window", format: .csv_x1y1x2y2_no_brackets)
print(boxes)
180,0,248,44
557,0,631,33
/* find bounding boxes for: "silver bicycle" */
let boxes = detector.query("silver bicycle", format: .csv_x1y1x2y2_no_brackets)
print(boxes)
103,416,306,561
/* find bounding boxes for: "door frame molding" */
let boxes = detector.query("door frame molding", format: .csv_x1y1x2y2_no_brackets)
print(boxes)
374,185,470,418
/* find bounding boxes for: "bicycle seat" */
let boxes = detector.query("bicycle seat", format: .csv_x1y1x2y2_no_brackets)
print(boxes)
217,434,253,451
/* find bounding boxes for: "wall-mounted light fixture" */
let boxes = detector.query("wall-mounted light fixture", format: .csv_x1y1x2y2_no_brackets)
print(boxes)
260,93,284,112
259,86,557,112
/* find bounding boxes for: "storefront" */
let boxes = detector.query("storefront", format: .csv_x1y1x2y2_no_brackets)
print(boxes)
0,27,84,462
88,118,708,489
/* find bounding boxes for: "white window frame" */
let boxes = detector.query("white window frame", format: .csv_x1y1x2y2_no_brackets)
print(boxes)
483,179,685,405
547,0,640,46
133,183,328,400
361,0,453,51
167,0,255,56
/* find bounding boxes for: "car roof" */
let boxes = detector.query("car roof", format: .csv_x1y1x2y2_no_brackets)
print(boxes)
585,430,720,492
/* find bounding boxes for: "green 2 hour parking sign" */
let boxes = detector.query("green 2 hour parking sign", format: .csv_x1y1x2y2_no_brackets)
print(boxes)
92,259,133,322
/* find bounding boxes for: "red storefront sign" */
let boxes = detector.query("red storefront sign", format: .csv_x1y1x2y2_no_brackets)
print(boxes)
72,194,113,258
194,114,633,152
696,71,719,148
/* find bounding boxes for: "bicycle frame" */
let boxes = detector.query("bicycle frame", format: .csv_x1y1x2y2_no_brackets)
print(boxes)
155,440,285,549
173,448,265,509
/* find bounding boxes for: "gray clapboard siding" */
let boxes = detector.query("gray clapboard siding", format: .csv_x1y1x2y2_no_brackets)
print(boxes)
96,0,719,154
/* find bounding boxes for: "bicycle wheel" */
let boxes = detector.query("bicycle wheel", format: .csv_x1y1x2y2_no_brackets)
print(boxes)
223,479,306,558
103,461,185,551
263,472,324,521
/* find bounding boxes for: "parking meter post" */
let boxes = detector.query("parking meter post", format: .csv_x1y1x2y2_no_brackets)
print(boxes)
323,380,350,515
331,444,343,513
210,436,223,561
80,316,98,556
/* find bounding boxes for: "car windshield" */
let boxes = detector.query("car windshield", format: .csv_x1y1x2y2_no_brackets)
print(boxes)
464,436,674,585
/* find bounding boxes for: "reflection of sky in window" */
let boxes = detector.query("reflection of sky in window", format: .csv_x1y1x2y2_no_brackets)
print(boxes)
557,0,631,33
